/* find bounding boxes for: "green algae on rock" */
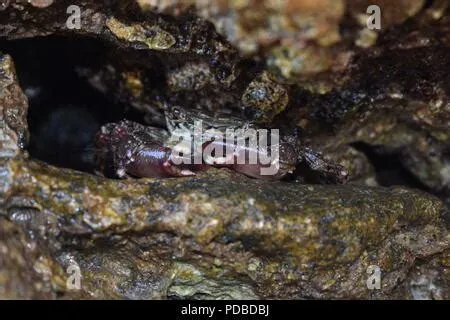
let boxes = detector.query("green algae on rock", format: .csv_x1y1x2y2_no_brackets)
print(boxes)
0,52,28,203
1,157,448,298
106,17,176,50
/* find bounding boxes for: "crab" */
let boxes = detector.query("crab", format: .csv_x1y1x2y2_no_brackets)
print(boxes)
93,106,349,183
94,120,199,178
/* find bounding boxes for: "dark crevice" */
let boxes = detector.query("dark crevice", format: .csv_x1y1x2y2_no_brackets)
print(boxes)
0,36,148,172
350,142,432,191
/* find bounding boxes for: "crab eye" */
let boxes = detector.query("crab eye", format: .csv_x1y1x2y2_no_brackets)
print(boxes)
172,107,185,121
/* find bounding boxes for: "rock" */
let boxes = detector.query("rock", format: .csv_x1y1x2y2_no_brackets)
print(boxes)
402,249,449,300
0,217,66,299
0,52,28,204
276,16,450,205
0,157,447,299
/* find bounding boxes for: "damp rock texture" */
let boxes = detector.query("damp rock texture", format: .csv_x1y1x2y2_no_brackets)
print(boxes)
0,0,449,299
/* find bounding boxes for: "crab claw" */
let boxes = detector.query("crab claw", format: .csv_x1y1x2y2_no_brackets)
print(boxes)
94,120,198,179
162,160,196,177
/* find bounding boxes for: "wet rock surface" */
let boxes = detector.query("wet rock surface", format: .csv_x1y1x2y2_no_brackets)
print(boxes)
1,157,448,299
0,0,449,299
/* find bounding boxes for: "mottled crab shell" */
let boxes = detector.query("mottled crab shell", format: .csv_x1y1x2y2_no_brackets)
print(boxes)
94,110,348,183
